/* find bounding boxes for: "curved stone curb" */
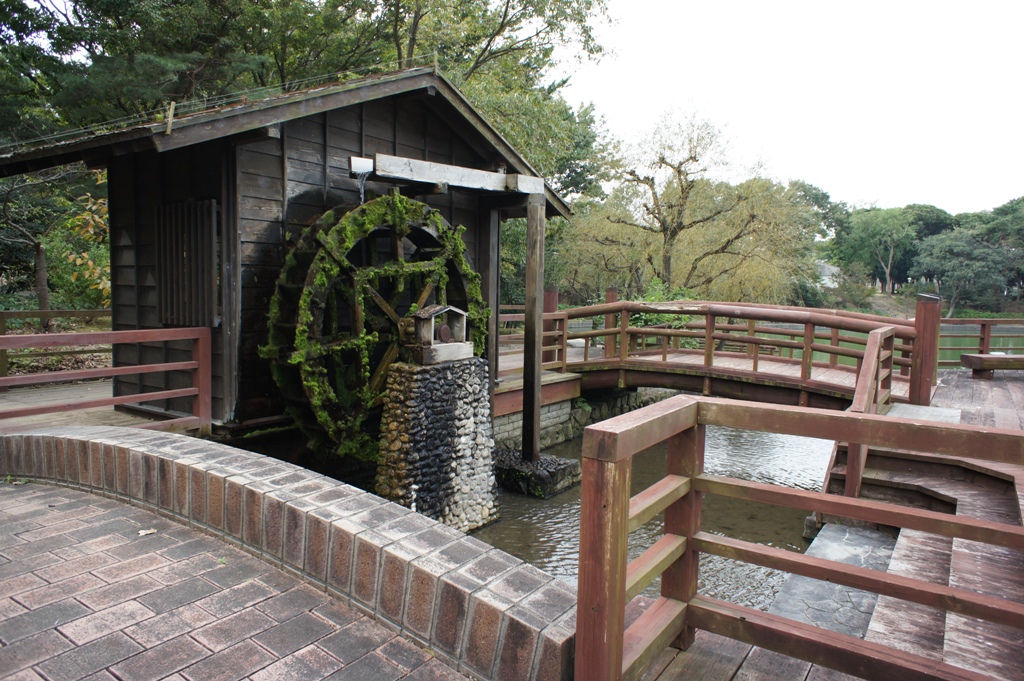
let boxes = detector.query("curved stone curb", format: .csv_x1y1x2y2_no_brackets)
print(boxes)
0,427,577,681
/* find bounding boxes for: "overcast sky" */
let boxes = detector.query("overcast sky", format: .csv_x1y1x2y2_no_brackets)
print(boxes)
556,1,1022,215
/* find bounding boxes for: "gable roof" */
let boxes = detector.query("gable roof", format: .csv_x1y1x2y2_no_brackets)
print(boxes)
0,68,570,217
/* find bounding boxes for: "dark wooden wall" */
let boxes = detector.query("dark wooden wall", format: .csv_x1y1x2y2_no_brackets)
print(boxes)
234,96,493,424
108,145,230,421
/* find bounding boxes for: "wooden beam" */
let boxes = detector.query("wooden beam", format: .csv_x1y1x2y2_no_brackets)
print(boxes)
582,395,699,463
688,596,991,681
522,193,545,461
694,474,1024,551
696,397,1024,465
374,153,544,194
693,532,1024,629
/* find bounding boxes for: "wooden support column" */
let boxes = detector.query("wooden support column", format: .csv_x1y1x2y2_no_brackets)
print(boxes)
910,294,941,405
522,193,546,462
482,209,501,410
605,287,618,359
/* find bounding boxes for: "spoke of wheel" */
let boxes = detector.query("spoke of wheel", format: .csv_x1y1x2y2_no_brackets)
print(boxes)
369,340,400,396
366,285,400,325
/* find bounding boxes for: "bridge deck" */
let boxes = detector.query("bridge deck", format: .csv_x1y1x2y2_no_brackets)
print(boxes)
500,347,912,402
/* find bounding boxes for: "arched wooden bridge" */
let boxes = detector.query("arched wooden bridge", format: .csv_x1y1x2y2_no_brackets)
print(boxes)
496,296,939,416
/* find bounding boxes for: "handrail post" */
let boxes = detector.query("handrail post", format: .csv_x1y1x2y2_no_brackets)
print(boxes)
980,321,992,354
619,310,629,362
703,314,714,368
605,287,618,360
829,327,839,367
910,294,941,405
576,432,632,681
0,312,7,394
664,423,705,649
801,323,814,380
192,328,212,435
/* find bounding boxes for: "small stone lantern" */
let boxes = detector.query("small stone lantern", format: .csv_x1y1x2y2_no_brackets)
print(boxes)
404,304,474,365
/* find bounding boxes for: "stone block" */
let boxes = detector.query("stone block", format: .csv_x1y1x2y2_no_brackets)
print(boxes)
172,458,195,517
242,480,273,550
206,468,227,531
463,588,515,678
78,440,92,487
283,496,320,569
495,603,548,681
432,570,483,658
351,529,390,609
533,609,577,681
89,440,103,488
304,506,344,583
102,443,116,492
115,446,130,496
54,438,67,482
224,475,248,539
326,517,363,596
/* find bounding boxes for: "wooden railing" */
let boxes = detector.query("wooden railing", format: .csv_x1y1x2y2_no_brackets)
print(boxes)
546,294,940,405
0,327,212,434
939,318,1024,366
0,309,112,392
496,310,569,376
576,395,1024,681
842,325,895,497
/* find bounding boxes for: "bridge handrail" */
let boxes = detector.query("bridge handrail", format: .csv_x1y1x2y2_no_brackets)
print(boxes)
576,395,1024,681
0,326,212,434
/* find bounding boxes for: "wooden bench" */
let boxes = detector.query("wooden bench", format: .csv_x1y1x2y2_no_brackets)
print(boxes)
959,353,1024,379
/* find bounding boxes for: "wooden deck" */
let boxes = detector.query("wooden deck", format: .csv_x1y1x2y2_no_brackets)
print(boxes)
641,369,1024,681
500,346,912,405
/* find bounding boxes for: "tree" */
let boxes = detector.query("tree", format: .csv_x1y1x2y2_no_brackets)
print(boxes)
911,228,1008,317
836,208,916,294
609,114,745,288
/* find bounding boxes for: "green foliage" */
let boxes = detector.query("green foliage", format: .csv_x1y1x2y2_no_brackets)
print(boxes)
911,228,1009,318
628,279,694,328
833,207,916,294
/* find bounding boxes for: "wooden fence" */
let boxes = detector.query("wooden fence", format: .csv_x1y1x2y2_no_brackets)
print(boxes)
939,318,1024,366
0,309,112,392
0,326,211,434
576,395,1024,681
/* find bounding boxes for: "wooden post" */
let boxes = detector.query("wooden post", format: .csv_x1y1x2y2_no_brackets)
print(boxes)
0,312,7,394
522,194,546,462
801,323,814,380
575,435,632,681
619,310,630,362
604,287,618,360
193,329,212,435
910,294,941,406
663,423,704,649
748,319,759,372
980,321,992,354
845,442,867,498
542,286,559,364
703,314,714,368
829,327,840,367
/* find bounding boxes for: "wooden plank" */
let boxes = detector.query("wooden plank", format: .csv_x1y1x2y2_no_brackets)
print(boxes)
621,597,687,681
696,397,1024,465
522,194,545,462
374,153,544,193
583,396,699,462
0,361,198,388
626,535,687,601
960,353,1024,370
0,327,209,350
688,596,992,681
695,474,1024,550
629,475,691,533
693,532,1024,629
0,387,198,419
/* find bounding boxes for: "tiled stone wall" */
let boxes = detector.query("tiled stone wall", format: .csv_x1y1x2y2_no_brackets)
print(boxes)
0,427,577,681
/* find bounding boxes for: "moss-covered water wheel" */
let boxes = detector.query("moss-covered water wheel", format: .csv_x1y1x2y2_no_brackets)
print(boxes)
263,193,487,461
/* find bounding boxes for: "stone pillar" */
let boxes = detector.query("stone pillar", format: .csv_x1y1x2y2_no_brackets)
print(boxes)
376,357,498,532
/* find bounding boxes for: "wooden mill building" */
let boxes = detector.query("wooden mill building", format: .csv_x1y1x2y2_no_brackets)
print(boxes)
0,67,568,429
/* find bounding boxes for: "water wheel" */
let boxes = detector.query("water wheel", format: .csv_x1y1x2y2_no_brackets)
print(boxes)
262,193,486,460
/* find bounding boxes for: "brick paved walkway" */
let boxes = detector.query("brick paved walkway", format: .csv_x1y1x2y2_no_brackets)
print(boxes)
0,482,466,680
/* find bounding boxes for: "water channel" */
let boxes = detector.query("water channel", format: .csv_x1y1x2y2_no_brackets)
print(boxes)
473,426,834,610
